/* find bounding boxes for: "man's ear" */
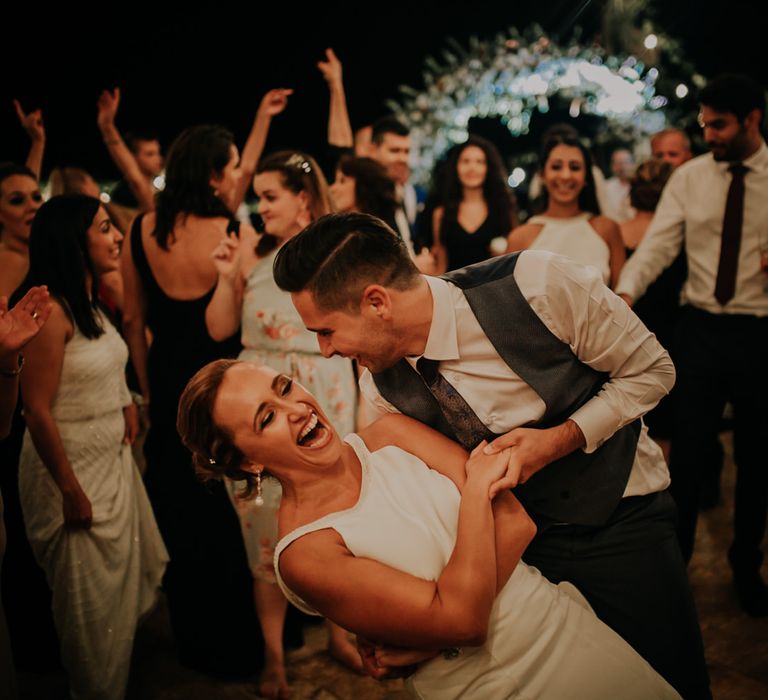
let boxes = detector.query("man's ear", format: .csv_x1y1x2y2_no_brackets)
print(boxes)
360,284,393,320
743,108,763,133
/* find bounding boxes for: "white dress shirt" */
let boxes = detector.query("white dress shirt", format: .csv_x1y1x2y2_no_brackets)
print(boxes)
361,250,674,497
602,177,635,223
615,142,768,316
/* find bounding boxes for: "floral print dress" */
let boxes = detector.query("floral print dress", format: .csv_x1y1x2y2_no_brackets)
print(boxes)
227,248,357,582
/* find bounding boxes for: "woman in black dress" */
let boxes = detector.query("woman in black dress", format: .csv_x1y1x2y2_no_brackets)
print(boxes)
430,136,517,272
121,125,262,677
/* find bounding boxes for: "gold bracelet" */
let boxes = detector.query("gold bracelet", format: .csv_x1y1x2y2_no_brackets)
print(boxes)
0,354,24,378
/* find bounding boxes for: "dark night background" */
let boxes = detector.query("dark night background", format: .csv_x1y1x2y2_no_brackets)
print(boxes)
0,0,764,181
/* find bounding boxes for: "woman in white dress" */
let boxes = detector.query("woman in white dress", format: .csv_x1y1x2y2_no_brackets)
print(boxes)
17,195,168,700
177,359,681,700
507,135,625,289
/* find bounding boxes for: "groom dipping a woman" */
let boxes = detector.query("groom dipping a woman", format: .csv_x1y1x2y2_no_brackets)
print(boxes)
179,212,711,699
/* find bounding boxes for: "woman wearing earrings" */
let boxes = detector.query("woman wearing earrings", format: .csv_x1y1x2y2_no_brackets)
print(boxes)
206,150,359,699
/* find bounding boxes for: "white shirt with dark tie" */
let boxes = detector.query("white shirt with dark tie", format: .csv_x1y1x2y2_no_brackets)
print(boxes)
615,142,768,316
360,250,674,498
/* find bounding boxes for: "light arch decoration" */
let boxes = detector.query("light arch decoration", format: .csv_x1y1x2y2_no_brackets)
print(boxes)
387,26,699,187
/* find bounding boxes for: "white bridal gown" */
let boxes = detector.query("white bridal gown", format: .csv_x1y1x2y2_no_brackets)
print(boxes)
19,312,168,700
275,434,680,700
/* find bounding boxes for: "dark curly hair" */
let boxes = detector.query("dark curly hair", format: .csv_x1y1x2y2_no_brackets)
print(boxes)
440,135,516,235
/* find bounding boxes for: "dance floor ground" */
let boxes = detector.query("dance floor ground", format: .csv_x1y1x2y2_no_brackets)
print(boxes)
17,433,768,700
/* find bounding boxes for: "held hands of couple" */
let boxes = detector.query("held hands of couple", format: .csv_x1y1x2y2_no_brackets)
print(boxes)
481,420,586,499
357,637,438,680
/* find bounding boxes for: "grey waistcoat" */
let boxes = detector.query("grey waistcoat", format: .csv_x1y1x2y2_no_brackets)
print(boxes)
372,253,640,527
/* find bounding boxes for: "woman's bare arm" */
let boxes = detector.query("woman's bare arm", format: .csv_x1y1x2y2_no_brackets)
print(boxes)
121,220,151,400
21,303,92,528
280,416,535,649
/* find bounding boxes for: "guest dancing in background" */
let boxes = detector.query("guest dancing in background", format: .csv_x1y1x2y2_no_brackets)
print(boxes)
121,125,263,677
206,149,359,699
16,195,167,699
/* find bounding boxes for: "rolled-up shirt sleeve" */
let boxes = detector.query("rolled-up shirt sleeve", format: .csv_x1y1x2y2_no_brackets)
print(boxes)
523,253,676,453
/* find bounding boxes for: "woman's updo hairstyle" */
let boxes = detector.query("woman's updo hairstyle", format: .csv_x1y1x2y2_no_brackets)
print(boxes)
177,359,258,497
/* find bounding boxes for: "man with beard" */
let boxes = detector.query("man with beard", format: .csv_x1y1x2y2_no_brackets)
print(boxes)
616,73,768,617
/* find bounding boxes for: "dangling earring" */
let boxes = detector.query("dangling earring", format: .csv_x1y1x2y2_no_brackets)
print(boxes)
254,470,264,507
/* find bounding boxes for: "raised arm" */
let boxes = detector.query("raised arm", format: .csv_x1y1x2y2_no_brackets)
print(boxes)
231,88,293,211
96,88,155,212
318,48,353,148
20,302,92,528
14,99,45,179
205,224,260,340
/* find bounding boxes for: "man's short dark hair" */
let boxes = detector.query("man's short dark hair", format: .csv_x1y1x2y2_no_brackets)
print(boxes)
371,116,409,145
698,74,766,122
124,131,160,154
273,212,420,311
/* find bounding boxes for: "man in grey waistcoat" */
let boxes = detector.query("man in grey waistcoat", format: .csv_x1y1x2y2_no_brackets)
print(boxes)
273,212,710,699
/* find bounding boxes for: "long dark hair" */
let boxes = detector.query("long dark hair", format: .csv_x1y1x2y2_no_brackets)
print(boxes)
533,135,601,215
441,135,516,234
20,194,105,338
152,125,234,250
337,155,397,222
254,150,333,258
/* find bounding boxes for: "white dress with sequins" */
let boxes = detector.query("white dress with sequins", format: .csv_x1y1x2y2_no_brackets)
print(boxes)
275,434,681,700
19,312,168,700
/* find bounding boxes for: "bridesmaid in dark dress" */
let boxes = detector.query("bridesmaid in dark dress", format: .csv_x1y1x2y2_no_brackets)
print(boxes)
121,125,262,677
620,159,684,463
430,135,518,272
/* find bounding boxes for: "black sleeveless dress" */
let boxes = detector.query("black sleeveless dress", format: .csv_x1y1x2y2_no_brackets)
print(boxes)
441,213,503,271
130,215,262,677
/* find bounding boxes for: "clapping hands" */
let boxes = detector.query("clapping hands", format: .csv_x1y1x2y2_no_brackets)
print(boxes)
0,286,52,361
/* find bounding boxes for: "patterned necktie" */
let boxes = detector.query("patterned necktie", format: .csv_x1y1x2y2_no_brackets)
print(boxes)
416,357,494,450
714,163,749,305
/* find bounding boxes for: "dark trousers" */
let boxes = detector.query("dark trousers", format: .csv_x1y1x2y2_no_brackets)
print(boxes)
524,491,711,700
670,306,768,572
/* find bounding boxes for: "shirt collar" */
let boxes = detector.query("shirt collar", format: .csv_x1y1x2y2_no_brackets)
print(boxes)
421,276,460,361
713,140,768,174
